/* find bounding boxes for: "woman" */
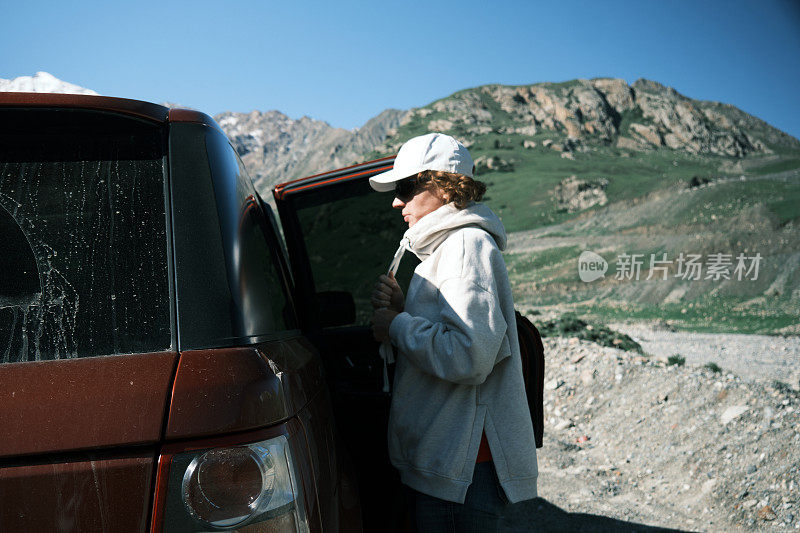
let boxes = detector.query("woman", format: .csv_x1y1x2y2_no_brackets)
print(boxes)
369,133,538,532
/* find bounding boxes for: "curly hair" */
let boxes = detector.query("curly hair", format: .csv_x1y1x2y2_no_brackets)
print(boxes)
416,170,487,209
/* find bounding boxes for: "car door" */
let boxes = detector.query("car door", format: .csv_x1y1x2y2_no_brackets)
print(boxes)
273,157,420,531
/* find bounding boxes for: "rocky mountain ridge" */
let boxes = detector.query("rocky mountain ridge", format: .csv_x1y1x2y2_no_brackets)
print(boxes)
218,77,800,191
215,108,405,190
380,78,797,158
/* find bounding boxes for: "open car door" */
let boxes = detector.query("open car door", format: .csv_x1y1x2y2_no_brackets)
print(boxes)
273,157,420,531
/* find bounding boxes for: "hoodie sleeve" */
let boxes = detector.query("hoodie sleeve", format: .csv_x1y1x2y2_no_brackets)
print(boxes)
388,276,511,385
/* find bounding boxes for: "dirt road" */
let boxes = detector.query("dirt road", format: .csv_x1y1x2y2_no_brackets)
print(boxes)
608,322,800,388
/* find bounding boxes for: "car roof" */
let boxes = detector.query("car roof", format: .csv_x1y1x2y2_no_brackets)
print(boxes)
0,92,222,131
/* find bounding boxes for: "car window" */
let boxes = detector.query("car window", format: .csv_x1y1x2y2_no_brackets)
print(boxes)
232,153,294,336
168,123,295,350
291,179,419,326
0,109,171,363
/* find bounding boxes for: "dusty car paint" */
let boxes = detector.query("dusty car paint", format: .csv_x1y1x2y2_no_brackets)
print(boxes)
0,351,177,457
165,337,324,439
0,451,153,531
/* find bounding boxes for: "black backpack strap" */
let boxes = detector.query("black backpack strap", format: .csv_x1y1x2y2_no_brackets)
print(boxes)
515,310,545,448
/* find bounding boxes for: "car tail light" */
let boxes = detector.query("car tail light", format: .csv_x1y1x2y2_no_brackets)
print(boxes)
163,435,310,532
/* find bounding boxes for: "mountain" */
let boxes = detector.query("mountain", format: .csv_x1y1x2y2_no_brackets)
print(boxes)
372,77,798,158
368,78,799,334
0,72,98,95
216,77,799,195
215,108,406,191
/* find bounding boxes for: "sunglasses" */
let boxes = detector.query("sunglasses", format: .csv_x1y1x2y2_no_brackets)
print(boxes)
394,176,422,202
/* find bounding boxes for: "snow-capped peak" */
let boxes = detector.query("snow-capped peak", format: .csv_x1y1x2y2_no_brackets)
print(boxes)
0,71,98,95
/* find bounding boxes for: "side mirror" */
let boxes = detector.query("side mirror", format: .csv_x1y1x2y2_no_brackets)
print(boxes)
317,291,356,327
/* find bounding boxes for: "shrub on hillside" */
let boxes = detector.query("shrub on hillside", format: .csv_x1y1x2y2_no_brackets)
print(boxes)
536,313,643,353
667,354,686,366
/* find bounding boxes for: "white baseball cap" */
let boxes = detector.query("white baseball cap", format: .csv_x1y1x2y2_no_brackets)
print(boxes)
369,133,474,192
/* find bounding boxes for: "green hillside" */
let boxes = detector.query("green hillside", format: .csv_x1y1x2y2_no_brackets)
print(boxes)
365,78,800,334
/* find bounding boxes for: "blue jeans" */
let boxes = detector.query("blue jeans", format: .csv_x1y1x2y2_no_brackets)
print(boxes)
405,462,510,533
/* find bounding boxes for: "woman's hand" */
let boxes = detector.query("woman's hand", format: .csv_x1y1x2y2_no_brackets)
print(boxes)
371,308,398,342
371,272,404,312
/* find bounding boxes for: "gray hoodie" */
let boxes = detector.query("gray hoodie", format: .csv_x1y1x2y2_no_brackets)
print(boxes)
387,202,538,504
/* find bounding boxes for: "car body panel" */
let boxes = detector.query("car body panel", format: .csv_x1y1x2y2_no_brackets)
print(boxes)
0,91,169,123
0,351,177,457
0,450,154,532
165,337,324,439
273,156,394,200
296,388,363,533
167,107,225,133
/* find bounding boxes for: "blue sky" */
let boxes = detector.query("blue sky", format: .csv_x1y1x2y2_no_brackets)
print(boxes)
2,0,799,138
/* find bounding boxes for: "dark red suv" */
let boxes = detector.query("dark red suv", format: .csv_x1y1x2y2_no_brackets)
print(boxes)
0,93,419,532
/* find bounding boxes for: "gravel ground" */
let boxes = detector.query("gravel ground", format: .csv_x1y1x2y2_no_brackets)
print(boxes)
607,322,800,387
503,324,800,532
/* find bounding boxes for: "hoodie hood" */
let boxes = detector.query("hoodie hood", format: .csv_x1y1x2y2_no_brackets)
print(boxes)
402,202,507,260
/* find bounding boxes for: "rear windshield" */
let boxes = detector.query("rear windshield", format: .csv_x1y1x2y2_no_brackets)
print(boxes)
0,109,171,363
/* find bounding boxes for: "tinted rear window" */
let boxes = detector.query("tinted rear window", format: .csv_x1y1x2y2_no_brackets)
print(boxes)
167,124,294,350
0,109,171,362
